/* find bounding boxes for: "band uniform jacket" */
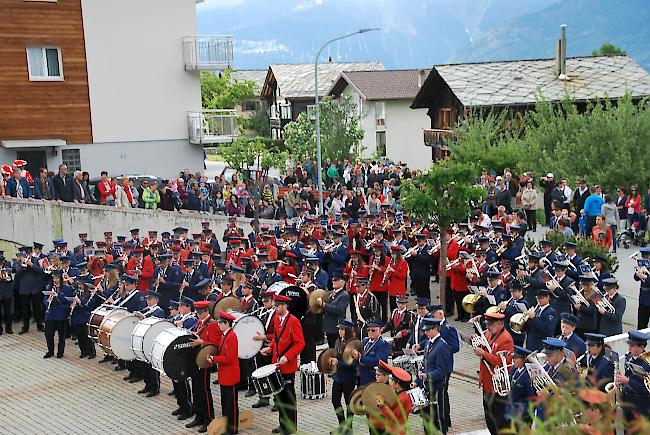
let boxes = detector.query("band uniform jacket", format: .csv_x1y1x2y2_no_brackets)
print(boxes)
575,298,598,333
383,308,413,353
505,366,536,420
409,245,433,280
408,314,427,348
343,260,367,295
140,304,165,319
536,358,577,419
181,268,205,302
14,257,46,295
450,258,471,293
368,254,388,292
355,289,379,324
241,295,259,314
115,290,146,313
268,313,305,375
550,275,574,318
358,336,390,386
386,258,409,297
560,333,586,361
504,297,528,346
210,328,240,386
479,327,514,393
43,285,73,322
440,319,460,371
476,285,507,315
125,256,154,293
566,253,583,281
327,243,349,277
634,271,650,307
523,268,546,306
597,292,626,336
594,270,611,292
622,353,650,417
332,337,357,385
193,317,222,346
579,351,614,391
323,288,350,334
525,304,558,352
156,262,183,299
418,336,452,393
312,268,329,290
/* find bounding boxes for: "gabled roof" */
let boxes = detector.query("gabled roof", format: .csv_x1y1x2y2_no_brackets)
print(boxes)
412,55,650,109
261,61,384,99
328,69,431,101
231,70,268,94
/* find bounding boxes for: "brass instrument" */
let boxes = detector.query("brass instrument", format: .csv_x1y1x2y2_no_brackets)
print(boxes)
462,288,482,314
526,350,558,394
605,356,623,406
509,304,538,334
444,257,462,271
402,245,419,259
486,296,512,315
492,350,512,397
568,283,589,307
592,290,615,314
470,318,492,353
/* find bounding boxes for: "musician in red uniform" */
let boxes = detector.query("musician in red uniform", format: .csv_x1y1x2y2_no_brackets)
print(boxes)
278,253,298,284
472,312,514,435
386,246,409,312
207,311,240,435
440,228,459,317
450,249,472,322
260,294,305,435
372,364,414,435
126,247,154,294
369,243,389,324
187,300,222,433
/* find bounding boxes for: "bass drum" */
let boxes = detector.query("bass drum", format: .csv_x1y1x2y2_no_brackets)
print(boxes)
131,317,174,362
268,282,308,319
150,327,196,380
229,310,264,359
100,310,139,361
88,305,121,342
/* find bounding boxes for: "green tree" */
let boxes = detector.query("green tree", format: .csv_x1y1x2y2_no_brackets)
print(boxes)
283,95,365,163
200,70,257,109
400,161,484,305
592,43,626,56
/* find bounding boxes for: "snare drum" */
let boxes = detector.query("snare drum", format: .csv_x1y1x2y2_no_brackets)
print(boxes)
252,364,284,398
149,327,196,380
87,305,120,342
392,354,412,371
99,310,139,360
131,317,174,362
229,310,264,359
299,363,327,400
407,387,429,410
394,354,424,380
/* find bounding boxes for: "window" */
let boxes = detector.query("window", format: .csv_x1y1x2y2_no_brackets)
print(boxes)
280,104,291,120
243,101,257,111
439,108,452,129
26,46,63,81
376,131,386,157
62,149,81,172
375,101,385,126
306,104,316,121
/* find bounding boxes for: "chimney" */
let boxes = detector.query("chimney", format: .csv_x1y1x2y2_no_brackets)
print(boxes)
417,68,427,88
558,24,567,80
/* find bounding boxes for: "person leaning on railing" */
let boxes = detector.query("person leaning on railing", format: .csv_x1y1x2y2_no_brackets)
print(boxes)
142,182,161,210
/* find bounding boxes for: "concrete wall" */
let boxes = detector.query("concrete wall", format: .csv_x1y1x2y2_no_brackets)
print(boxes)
0,198,279,250
385,100,432,170
81,0,202,144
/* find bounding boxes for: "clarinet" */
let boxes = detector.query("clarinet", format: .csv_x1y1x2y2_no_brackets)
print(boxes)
46,285,60,315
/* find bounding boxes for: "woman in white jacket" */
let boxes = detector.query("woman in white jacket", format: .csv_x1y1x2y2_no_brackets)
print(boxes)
115,176,132,208
520,181,538,232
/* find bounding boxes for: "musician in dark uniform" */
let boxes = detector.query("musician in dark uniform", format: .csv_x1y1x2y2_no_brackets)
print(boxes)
382,295,413,357
525,289,557,352
418,318,453,435
0,253,14,335
15,249,46,334
154,253,183,310
505,346,535,427
353,318,390,387
557,313,585,359
321,273,350,348
409,233,433,299
298,269,319,364
42,270,73,358
181,259,205,302
500,280,528,347
476,271,507,315
135,290,165,397
616,330,650,421
574,275,599,338
598,277,626,336
535,338,577,420
520,252,546,306
579,333,614,391
353,277,379,340
252,290,276,409
633,247,650,329
564,241,582,281
70,279,96,359
260,293,305,435
171,297,197,421
547,259,574,334
407,297,430,349
329,319,357,434
263,261,283,290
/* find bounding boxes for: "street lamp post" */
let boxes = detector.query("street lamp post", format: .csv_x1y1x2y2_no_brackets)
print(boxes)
314,28,379,216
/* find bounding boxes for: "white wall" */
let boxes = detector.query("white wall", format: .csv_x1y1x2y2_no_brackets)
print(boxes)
385,100,431,170
81,0,201,144
341,86,376,157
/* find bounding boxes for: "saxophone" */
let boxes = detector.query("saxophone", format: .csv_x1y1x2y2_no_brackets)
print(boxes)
605,358,622,406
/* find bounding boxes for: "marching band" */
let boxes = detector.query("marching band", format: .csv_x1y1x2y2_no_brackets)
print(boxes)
2,212,650,435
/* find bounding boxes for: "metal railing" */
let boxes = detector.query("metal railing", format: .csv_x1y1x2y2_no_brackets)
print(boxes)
187,110,237,145
182,35,233,71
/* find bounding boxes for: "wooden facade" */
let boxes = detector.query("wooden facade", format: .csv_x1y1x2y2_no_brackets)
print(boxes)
0,0,92,144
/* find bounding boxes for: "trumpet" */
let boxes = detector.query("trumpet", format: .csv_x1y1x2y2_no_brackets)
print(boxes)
403,245,419,259
592,291,615,314
445,257,462,271
568,283,589,306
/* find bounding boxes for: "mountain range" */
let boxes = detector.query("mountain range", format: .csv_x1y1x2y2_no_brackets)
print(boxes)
197,0,650,71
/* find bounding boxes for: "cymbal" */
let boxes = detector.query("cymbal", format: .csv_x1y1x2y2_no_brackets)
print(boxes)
350,386,366,415
308,289,329,315
317,348,340,375
361,382,397,413
214,296,243,317
196,344,218,369
342,339,363,365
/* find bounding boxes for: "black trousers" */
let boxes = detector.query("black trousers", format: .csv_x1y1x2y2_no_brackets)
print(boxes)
421,387,447,435
21,293,43,329
331,380,354,429
143,365,160,393
326,333,338,349
301,324,317,363
483,392,507,435
413,276,431,299
638,304,650,330
192,368,214,425
372,291,388,324
0,297,13,332
349,295,358,323
444,374,451,426
524,209,537,232
44,320,66,356
389,295,397,313
173,377,192,415
453,291,470,321
275,374,297,435
221,384,239,434
71,323,95,356
444,278,454,314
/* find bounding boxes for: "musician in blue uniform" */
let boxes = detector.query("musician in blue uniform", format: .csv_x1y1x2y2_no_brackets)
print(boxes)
326,231,348,283
409,233,433,299
329,319,357,434
430,304,459,429
579,333,614,391
0,253,14,335
564,241,582,281
633,247,650,329
505,346,535,426
180,259,205,302
353,318,390,386
557,313,585,359
263,261,283,289
616,330,650,421
525,289,557,352
42,270,73,358
70,278,96,359
538,240,557,270
592,255,611,292
407,297,430,349
115,275,146,313
418,317,453,435
499,234,521,264
305,256,328,290
598,277,626,336
501,281,528,347
135,290,165,397
535,338,577,420
169,297,197,421
477,271,507,315
154,253,183,311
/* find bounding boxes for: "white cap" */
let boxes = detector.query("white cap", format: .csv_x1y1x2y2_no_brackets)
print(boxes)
546,173,554,178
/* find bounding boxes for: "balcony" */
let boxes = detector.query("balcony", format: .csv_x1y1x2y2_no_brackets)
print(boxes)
423,128,455,147
187,110,237,145
182,35,233,71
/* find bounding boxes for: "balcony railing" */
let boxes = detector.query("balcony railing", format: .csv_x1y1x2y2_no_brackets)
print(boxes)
423,128,455,147
182,35,233,71
188,110,237,145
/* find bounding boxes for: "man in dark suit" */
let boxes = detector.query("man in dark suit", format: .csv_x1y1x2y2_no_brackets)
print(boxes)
525,289,557,352
321,273,350,347
14,249,45,333
72,170,91,204
53,163,73,202
4,168,32,198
